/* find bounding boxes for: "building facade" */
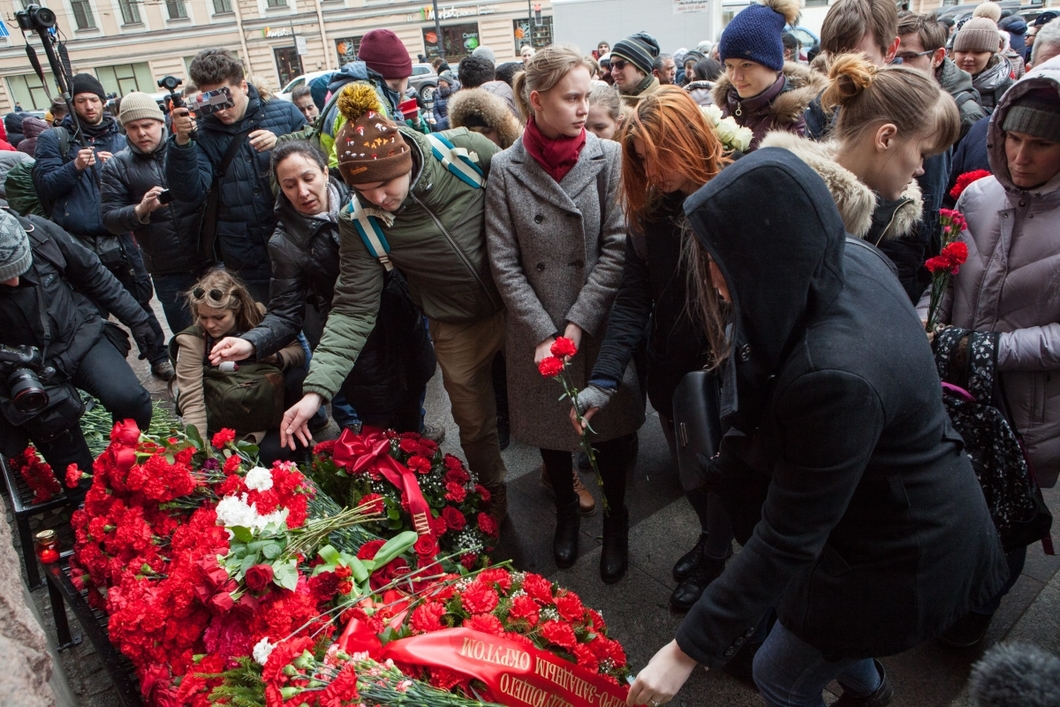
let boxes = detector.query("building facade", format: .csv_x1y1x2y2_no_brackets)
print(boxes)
0,0,555,112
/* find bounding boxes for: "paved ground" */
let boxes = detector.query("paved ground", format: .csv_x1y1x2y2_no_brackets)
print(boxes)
10,306,1060,706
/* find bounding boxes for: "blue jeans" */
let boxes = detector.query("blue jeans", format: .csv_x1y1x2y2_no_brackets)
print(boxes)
753,621,880,707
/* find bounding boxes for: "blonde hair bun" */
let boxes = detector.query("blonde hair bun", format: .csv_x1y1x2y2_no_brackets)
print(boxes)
822,53,877,110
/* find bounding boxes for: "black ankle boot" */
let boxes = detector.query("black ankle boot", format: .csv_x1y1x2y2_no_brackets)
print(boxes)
670,554,727,612
673,532,709,582
600,508,629,583
553,499,580,568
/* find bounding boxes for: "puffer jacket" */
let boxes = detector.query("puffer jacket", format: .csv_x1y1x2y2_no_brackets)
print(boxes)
4,113,24,148
972,56,1016,114
936,58,987,142
240,177,435,414
100,132,213,276
760,132,926,300
684,80,715,107
917,62,1060,487
164,84,306,285
0,210,149,380
17,117,49,158
33,115,126,239
714,62,825,151
303,127,501,401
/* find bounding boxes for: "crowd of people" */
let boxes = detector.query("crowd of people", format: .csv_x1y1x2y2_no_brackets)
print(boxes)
1,0,1059,704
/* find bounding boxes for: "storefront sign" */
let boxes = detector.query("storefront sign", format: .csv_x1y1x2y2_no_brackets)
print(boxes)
263,26,292,38
414,4,499,22
673,0,710,13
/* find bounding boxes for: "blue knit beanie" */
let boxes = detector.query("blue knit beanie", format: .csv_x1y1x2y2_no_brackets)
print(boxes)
720,0,800,72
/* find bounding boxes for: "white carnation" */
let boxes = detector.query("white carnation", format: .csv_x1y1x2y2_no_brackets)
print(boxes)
253,507,290,532
215,494,256,528
244,466,274,492
253,637,275,665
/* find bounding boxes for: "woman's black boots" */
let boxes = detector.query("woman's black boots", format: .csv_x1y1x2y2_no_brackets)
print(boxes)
673,532,709,581
600,507,629,583
553,498,581,568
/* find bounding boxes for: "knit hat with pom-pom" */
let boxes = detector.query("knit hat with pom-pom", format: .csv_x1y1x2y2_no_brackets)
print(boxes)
334,84,412,186
720,0,801,72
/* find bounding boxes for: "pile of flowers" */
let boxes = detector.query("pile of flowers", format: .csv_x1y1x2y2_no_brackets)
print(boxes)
311,428,497,570
66,422,631,707
11,445,62,503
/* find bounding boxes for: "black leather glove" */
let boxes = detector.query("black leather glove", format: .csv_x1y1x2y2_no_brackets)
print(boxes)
130,321,157,359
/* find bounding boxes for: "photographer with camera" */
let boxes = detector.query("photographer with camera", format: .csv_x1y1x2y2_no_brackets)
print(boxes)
32,74,172,381
101,92,214,333
0,208,153,498
166,49,305,303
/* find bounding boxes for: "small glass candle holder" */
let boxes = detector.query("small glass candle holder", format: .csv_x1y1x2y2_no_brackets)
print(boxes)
35,529,60,564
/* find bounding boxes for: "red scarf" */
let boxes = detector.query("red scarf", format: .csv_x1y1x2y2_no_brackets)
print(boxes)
522,116,586,183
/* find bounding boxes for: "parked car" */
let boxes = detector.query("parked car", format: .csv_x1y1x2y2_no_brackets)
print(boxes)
409,63,438,105
276,71,331,101
785,24,820,62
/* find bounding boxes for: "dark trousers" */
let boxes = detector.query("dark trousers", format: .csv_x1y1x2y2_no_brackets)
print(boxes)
0,335,152,502
103,234,167,364
541,433,636,512
151,270,209,334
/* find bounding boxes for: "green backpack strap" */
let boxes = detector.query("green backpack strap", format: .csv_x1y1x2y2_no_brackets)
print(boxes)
425,133,484,189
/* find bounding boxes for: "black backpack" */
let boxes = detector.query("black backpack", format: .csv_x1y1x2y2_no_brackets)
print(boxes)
934,327,1053,553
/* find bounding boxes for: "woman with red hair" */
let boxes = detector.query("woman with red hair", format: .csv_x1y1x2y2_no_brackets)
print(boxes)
574,85,735,613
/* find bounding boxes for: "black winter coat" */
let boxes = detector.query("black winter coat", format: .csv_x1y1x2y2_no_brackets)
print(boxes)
591,192,712,418
675,149,1007,666
164,85,305,284
100,135,214,276
0,211,149,380
240,179,436,414
4,113,25,149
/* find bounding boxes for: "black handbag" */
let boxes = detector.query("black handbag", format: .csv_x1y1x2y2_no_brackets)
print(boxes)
934,327,1053,553
671,369,723,491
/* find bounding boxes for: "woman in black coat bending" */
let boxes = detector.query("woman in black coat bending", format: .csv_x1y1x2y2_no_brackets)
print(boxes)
626,149,1008,707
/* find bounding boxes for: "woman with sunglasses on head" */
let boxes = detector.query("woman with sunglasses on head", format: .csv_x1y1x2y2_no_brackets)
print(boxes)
580,86,735,612
173,269,307,465
208,141,435,436
713,0,824,151
486,45,644,582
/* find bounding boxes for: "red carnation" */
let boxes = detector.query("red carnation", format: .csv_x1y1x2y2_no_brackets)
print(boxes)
573,643,599,671
211,429,236,448
477,512,498,537
925,241,968,275
441,506,467,531
460,580,499,614
244,564,274,593
550,336,578,358
540,619,578,649
444,482,467,503
407,455,432,475
465,613,505,636
65,463,84,489
507,594,540,627
538,356,564,378
222,455,242,475
359,493,385,515
555,591,586,623
949,169,991,200
522,573,553,604
410,601,447,633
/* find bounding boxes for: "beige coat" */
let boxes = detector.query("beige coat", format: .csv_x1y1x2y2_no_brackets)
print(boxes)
485,133,644,450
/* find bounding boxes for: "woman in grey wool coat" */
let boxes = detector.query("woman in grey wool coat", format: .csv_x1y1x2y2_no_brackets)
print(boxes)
486,46,644,583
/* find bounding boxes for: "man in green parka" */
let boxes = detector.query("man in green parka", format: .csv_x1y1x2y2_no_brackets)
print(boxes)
258,84,509,521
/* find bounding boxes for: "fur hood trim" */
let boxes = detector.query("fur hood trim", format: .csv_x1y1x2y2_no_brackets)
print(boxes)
712,61,825,123
759,131,922,240
447,88,524,150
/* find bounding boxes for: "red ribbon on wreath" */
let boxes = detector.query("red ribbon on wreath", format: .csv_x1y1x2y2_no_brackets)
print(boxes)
376,628,629,707
332,427,434,537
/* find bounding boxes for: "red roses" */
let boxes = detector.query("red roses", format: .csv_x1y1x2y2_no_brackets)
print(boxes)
244,564,274,593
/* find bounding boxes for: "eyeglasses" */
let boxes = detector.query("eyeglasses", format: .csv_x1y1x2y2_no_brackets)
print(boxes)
610,59,628,71
191,287,228,302
892,49,936,64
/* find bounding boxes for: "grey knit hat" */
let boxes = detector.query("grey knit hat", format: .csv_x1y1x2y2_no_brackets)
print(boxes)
1002,94,1060,143
118,92,164,126
0,211,33,282
954,17,1001,53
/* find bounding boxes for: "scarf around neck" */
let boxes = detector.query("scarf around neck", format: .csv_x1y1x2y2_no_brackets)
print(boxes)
522,115,586,183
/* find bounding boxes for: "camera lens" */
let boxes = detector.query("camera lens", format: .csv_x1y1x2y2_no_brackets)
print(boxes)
32,6,57,28
9,368,49,414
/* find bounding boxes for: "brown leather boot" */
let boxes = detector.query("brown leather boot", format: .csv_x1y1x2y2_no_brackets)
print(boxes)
540,466,597,516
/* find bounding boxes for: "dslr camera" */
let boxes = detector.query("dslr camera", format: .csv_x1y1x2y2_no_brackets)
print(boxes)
14,4,56,32
0,344,55,414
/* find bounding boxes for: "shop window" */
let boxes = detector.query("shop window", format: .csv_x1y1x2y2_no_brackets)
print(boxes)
96,62,153,97
423,22,480,62
6,72,58,111
166,0,188,19
70,0,96,29
512,15,553,53
335,36,362,66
